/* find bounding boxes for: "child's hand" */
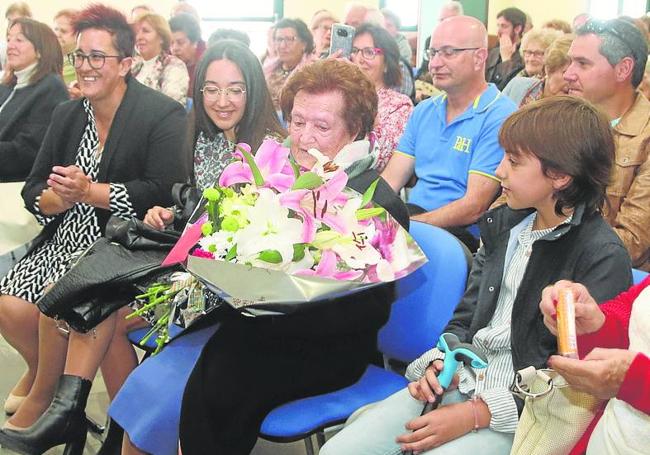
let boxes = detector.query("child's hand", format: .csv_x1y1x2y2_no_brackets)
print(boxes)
407,360,458,403
397,401,475,452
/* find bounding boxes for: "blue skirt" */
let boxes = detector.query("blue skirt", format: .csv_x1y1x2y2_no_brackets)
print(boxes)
109,324,219,455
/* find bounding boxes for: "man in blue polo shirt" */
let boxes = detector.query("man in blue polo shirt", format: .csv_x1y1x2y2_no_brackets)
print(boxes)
382,15,516,251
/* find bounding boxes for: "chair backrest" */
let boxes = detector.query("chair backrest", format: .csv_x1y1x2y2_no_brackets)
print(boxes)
378,221,469,363
633,268,649,285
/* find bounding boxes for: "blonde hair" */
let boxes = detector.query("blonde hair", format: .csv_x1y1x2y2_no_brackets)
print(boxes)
544,35,574,74
136,13,171,52
520,28,563,57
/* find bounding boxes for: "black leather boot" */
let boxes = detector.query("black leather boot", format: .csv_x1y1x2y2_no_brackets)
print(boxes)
0,374,92,455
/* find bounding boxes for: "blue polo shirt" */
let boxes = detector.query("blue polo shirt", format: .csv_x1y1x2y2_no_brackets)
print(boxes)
396,83,516,212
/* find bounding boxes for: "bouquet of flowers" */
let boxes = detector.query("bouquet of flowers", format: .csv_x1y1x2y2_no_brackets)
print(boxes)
129,139,425,350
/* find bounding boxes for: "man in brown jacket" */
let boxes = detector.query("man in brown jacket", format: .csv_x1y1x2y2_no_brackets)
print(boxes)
565,18,650,271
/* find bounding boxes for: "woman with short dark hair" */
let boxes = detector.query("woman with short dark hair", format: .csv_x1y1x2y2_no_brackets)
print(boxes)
264,17,314,112
0,5,188,453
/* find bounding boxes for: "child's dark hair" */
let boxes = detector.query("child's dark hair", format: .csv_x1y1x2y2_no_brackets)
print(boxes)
499,95,614,216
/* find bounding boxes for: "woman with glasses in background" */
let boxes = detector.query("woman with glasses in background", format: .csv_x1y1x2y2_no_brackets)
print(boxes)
516,28,564,78
503,35,573,107
0,18,67,280
264,17,313,114
132,12,189,105
351,24,413,172
0,6,188,454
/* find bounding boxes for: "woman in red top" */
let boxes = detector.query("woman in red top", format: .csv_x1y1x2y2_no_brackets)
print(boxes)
540,276,650,454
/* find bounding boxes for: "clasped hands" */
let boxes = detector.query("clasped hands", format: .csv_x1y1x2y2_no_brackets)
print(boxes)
47,165,92,208
397,360,482,453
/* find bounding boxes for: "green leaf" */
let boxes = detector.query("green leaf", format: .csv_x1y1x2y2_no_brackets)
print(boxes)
361,178,380,207
356,207,385,220
258,249,283,264
289,155,301,179
237,144,265,186
292,243,306,261
291,172,324,190
225,244,237,261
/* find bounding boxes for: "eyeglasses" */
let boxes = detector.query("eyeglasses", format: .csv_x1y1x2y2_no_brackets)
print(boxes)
274,36,298,45
426,46,479,60
200,85,246,101
350,47,384,59
523,49,545,58
68,51,122,70
581,20,637,57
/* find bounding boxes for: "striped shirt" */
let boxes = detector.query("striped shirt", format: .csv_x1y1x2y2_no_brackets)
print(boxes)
406,211,572,432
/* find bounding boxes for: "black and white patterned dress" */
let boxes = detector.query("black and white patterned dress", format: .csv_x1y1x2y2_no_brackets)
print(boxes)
0,99,136,303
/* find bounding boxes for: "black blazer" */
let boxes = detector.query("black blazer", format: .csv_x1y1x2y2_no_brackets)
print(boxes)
0,73,69,182
23,77,189,245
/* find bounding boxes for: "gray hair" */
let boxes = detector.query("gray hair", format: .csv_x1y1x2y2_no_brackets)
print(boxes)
577,18,648,87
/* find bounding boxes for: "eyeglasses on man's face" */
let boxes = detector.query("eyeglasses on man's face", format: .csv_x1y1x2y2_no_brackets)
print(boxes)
350,47,384,59
426,46,479,60
200,85,247,101
69,51,122,70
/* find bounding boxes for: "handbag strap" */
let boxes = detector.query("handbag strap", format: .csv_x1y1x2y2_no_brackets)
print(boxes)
512,366,554,399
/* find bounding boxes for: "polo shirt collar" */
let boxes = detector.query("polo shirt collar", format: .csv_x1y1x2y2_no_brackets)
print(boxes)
435,83,503,124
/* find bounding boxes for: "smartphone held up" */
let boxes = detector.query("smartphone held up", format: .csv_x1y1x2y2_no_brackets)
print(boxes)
329,23,355,58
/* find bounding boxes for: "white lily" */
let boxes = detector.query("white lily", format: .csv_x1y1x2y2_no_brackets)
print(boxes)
234,188,303,267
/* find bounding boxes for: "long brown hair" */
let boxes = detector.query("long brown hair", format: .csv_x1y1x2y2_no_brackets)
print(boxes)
2,18,63,87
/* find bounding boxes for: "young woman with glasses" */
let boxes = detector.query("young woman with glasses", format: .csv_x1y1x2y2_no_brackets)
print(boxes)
103,39,286,455
350,23,413,172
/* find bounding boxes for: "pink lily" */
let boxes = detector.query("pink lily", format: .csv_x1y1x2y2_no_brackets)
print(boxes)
280,169,350,243
218,140,295,192
294,250,363,281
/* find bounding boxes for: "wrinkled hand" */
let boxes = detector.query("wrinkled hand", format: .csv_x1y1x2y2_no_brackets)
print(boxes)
47,165,92,204
549,348,637,400
499,34,515,61
540,280,605,336
397,401,473,453
144,206,174,230
407,360,459,403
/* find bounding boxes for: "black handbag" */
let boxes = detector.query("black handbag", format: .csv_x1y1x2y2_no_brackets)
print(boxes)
36,218,180,332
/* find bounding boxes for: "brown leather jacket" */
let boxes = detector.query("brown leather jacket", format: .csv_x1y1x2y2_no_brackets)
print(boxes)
605,93,650,271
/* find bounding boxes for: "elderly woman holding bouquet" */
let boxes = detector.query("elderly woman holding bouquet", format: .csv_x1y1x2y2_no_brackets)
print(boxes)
177,58,409,454
105,59,409,455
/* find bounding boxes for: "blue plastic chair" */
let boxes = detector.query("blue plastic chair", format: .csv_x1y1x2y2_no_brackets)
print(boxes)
259,222,470,454
633,268,649,285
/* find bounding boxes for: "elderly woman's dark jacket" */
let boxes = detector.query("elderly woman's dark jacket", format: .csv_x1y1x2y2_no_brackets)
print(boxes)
0,73,68,182
22,77,189,248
